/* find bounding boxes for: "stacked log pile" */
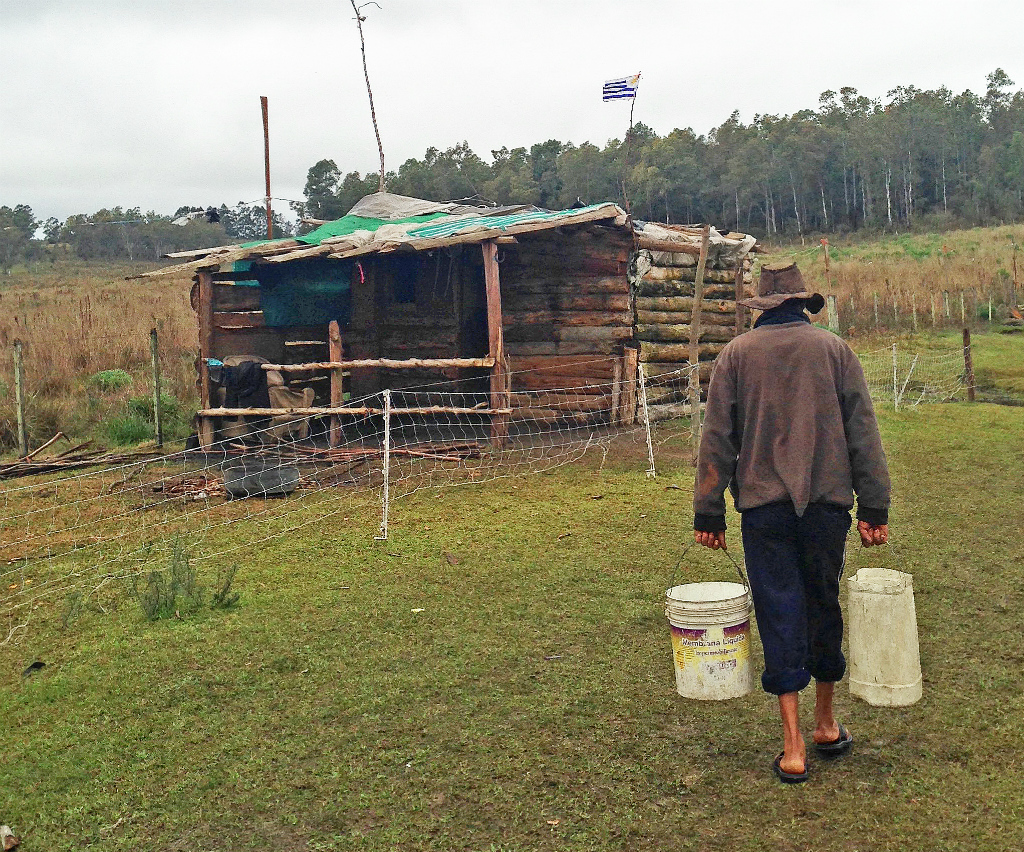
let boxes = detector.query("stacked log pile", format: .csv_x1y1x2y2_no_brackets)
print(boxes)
636,248,754,415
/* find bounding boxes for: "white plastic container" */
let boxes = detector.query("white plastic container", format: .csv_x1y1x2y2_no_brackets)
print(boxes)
665,581,754,700
847,567,923,706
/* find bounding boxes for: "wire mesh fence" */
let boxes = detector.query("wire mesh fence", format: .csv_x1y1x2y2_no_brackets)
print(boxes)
0,341,970,645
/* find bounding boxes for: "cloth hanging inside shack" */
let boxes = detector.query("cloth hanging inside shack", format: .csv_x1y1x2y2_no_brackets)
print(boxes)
219,361,271,409
234,257,355,327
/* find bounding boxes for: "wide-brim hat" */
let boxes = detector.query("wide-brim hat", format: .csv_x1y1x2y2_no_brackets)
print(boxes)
739,260,824,312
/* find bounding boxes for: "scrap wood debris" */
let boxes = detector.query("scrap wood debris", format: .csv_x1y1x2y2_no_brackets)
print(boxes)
0,440,164,481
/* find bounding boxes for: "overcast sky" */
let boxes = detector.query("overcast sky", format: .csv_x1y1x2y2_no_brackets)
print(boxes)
3,0,1023,223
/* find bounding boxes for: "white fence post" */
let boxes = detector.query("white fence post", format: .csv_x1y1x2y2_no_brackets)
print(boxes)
638,361,656,478
377,389,391,541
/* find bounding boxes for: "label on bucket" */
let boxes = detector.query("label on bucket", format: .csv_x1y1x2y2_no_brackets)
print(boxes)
669,621,753,700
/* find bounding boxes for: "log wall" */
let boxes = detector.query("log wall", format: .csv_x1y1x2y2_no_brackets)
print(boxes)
635,249,754,407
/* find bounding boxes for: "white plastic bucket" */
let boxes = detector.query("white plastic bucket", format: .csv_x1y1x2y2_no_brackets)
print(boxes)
847,567,923,706
665,581,754,700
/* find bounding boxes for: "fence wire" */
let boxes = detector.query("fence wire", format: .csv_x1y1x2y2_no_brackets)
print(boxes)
0,342,966,644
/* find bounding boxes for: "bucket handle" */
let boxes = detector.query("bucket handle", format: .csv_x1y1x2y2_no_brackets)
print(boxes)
672,539,750,591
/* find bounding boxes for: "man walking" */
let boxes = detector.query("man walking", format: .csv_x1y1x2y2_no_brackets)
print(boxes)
693,260,890,783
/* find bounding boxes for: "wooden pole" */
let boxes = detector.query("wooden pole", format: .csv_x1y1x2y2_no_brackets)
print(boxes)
959,291,966,324
198,270,215,448
328,320,343,447
931,293,937,327
943,290,951,321
622,347,639,425
827,294,839,332
963,327,976,401
150,328,163,447
482,239,508,445
261,96,272,240
13,339,28,459
734,264,746,338
911,292,918,332
611,356,622,425
689,225,711,456
873,292,879,328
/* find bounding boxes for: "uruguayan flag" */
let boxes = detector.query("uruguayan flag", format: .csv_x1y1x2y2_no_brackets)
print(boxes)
603,73,640,101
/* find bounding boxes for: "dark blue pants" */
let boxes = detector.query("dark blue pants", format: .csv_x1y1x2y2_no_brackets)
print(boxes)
740,502,851,695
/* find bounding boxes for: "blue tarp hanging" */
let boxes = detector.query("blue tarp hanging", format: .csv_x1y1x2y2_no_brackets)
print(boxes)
234,259,353,327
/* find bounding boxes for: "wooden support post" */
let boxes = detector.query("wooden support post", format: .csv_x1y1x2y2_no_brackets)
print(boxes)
734,263,746,338
873,292,879,328
827,295,839,332
943,290,951,320
13,339,28,459
622,347,639,425
611,356,622,425
963,327,976,402
960,291,966,324
689,225,711,457
911,293,918,332
328,320,343,447
150,328,163,447
198,270,215,448
931,293,937,327
482,239,508,445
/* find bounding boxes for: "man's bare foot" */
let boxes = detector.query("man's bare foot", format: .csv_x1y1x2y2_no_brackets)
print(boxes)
779,744,807,775
813,721,841,745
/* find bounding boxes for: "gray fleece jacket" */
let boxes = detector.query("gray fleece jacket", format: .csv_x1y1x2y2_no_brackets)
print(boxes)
693,320,891,532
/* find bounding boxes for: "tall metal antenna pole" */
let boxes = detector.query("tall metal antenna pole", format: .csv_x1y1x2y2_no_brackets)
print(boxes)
350,1,386,192
261,95,272,239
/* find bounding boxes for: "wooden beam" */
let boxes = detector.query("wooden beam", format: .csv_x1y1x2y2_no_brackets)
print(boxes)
483,239,509,445
197,406,512,417
622,347,639,425
734,264,746,338
197,270,215,448
261,356,495,371
214,310,265,329
634,235,702,256
689,225,711,456
328,320,343,447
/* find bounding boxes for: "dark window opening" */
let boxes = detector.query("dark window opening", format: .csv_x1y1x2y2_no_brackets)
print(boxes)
391,255,419,304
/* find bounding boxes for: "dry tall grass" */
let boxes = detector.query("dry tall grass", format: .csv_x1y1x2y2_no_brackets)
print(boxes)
0,261,196,453
762,224,1023,331
2,225,1022,454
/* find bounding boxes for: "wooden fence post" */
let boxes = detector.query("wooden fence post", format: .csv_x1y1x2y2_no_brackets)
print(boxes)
13,339,29,458
197,269,215,448
911,292,918,332
150,328,163,447
963,327,976,402
959,291,966,324
328,320,343,447
826,295,839,332
689,225,711,460
734,263,746,338
482,239,509,445
873,292,880,328
943,290,951,321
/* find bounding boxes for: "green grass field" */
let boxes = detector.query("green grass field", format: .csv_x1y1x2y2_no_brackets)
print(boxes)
2,383,1023,849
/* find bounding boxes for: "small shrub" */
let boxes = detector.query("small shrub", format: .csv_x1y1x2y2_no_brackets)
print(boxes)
132,542,204,620
211,565,241,610
90,369,133,392
104,413,153,446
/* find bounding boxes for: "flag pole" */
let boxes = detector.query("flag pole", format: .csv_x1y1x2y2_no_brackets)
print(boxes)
620,73,640,215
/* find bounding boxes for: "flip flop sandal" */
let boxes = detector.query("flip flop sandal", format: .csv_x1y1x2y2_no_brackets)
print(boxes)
773,752,808,784
814,723,853,757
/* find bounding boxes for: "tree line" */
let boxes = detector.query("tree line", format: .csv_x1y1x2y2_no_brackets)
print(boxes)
0,202,292,271
4,69,1021,270
297,69,1024,238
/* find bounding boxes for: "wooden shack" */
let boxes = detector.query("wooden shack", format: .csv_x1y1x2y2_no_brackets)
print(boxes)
146,193,759,446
